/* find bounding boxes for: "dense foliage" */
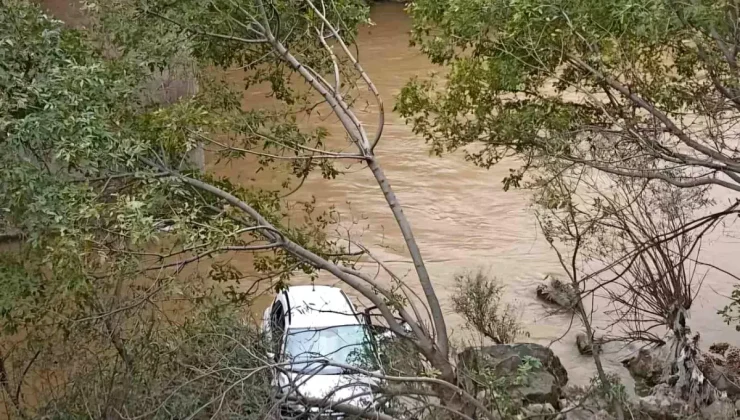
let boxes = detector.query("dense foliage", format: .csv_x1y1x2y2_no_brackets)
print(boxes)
398,0,740,193
399,0,740,335
0,0,352,416
8,0,740,416
399,1,740,414
1,0,467,417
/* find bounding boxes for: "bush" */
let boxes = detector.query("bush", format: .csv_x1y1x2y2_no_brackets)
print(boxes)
38,306,274,420
452,270,525,344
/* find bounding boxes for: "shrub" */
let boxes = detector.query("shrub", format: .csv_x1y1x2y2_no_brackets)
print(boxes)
452,270,525,344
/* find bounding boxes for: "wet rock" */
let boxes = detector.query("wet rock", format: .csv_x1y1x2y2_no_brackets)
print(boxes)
698,343,740,398
709,342,731,356
702,363,740,398
637,383,691,420
559,408,590,420
536,275,578,309
559,385,611,415
521,403,556,419
557,388,612,420
576,333,591,355
458,344,568,407
558,408,615,420
514,371,560,406
698,398,736,420
472,390,508,418
621,345,670,387
638,396,684,419
459,344,569,387
575,332,602,355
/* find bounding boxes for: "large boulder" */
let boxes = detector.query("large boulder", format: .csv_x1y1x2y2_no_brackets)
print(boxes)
521,403,557,419
575,332,603,355
458,344,568,408
636,383,691,420
621,345,671,387
697,398,736,420
515,371,560,405
558,408,615,420
700,362,740,398
536,275,578,310
558,386,612,419
698,342,740,398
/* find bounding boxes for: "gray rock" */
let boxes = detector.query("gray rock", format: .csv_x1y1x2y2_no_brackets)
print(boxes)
576,333,591,355
699,399,736,420
709,342,731,356
704,364,740,398
638,396,687,420
459,343,569,387
621,345,671,387
559,408,615,420
637,384,691,420
521,402,556,419
458,344,568,408
557,391,612,420
536,275,578,309
513,371,560,406
575,332,602,355
698,345,740,398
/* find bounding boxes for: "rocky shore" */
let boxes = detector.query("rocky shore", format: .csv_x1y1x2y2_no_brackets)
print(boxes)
457,339,740,419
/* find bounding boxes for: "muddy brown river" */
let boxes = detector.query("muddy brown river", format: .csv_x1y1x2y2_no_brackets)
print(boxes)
212,3,740,385
40,0,740,386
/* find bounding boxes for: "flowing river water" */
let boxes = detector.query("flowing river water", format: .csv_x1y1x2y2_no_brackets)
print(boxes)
40,0,740,386
212,3,740,386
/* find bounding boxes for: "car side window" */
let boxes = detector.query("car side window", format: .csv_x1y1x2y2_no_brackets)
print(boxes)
276,309,285,333
271,302,285,332
270,301,285,356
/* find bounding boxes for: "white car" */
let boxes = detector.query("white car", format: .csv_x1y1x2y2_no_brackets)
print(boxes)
262,285,383,418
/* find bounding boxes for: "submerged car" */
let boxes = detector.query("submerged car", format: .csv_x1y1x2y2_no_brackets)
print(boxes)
262,285,383,417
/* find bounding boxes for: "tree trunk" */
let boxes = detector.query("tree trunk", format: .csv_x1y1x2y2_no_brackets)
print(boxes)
670,308,715,407
572,285,625,420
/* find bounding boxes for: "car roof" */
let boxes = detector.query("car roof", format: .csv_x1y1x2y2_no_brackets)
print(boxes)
283,285,361,329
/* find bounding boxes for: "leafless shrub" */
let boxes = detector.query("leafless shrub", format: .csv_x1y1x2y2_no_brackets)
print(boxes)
535,169,735,413
37,306,274,420
593,182,718,344
452,270,525,344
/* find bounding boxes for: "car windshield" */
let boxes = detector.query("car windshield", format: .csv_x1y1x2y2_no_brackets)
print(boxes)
284,325,378,374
